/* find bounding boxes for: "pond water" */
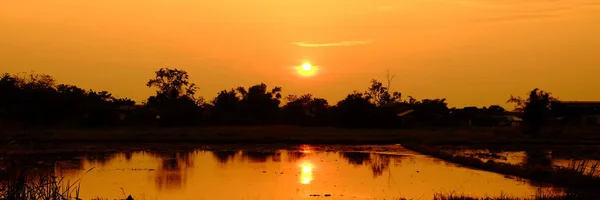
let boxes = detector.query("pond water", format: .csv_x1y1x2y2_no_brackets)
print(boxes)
443,148,600,174
4,145,559,200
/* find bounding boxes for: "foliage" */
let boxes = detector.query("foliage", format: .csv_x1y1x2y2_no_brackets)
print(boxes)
282,94,330,126
146,68,198,99
508,88,559,133
236,83,282,124
145,68,204,126
365,79,402,107
334,92,377,128
1,69,573,129
210,89,242,124
0,72,134,127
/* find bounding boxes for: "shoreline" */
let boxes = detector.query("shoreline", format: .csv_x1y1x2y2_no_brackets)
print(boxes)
3,125,600,145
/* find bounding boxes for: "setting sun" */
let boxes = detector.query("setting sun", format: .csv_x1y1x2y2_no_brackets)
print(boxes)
296,62,318,77
301,63,312,71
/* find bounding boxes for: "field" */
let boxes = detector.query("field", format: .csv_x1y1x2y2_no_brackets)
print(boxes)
2,125,600,145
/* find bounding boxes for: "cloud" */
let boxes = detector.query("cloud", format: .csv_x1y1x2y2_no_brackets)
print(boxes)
465,0,600,24
471,13,558,23
293,40,372,47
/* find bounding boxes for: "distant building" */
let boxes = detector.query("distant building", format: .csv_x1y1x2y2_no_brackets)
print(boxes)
555,101,600,125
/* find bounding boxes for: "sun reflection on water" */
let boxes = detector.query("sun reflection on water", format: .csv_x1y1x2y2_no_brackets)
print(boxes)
299,160,314,185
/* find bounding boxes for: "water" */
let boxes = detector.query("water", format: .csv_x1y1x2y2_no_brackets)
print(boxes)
4,145,558,200
444,148,600,173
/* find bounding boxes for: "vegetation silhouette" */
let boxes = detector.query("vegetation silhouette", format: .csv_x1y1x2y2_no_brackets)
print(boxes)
508,88,559,135
146,68,205,126
2,68,595,132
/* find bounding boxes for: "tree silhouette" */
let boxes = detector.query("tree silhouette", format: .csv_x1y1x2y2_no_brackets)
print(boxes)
145,68,204,126
210,89,242,124
334,92,376,128
487,105,506,115
508,88,559,134
282,94,330,126
365,79,402,107
146,68,198,99
236,83,282,124
402,98,450,127
1,69,575,130
0,72,136,128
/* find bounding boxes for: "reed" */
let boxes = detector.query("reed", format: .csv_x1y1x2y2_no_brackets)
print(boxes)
0,168,93,200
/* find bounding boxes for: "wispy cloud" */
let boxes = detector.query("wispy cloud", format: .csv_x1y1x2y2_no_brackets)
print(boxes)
466,0,600,24
472,13,558,23
293,40,372,47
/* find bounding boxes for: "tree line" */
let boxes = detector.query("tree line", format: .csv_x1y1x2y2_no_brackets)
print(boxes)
0,68,563,131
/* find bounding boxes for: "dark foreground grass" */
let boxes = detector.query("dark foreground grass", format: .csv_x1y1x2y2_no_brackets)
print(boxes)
0,172,89,200
431,192,579,200
4,126,600,146
403,144,600,195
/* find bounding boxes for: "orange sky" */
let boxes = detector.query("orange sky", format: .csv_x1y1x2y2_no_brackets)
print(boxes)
1,0,599,108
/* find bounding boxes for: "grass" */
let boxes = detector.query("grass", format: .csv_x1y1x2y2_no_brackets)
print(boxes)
430,187,592,200
0,167,93,200
566,160,600,177
403,144,600,194
431,189,589,200
1,175,81,200
432,194,564,200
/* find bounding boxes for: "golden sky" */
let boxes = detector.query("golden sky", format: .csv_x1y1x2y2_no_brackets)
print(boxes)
1,0,599,107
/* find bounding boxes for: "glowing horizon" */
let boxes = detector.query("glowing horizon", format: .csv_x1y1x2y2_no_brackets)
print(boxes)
1,0,599,107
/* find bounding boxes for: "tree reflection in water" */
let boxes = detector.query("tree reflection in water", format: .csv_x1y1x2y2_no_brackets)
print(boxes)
211,151,238,164
341,152,371,165
242,151,276,163
340,152,404,177
150,151,195,191
287,151,308,163
85,152,118,166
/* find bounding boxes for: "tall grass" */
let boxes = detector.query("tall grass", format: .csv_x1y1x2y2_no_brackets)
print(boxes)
566,160,600,177
432,189,584,200
0,168,93,200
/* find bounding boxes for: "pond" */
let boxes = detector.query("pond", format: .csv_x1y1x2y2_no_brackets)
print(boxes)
3,145,560,200
442,147,600,175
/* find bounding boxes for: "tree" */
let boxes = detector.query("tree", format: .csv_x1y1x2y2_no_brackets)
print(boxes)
334,92,376,127
210,89,241,124
400,97,450,127
282,94,330,126
487,105,506,116
146,68,203,126
365,79,402,107
508,88,559,134
236,83,282,124
146,68,198,100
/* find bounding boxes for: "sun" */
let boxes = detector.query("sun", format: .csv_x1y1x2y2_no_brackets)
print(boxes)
301,63,312,71
296,62,318,77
